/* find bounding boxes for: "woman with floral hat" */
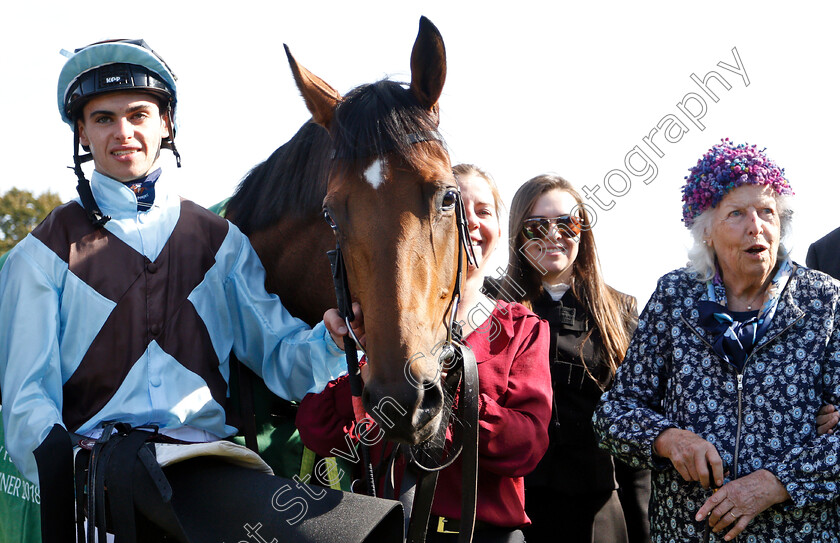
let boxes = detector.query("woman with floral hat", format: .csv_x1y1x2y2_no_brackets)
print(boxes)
594,139,840,541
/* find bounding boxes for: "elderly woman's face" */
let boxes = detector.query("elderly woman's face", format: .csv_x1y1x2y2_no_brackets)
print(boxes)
707,184,781,284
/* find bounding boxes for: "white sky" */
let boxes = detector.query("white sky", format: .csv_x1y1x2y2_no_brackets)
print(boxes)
2,1,838,305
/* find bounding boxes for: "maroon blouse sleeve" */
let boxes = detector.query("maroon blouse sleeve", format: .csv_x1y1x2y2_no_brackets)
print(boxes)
296,373,358,458
475,311,552,477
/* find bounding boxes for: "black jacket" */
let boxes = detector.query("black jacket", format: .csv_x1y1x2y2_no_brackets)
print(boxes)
806,226,840,280
525,288,637,495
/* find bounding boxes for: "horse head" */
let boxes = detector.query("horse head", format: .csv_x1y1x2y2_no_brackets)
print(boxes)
286,17,461,444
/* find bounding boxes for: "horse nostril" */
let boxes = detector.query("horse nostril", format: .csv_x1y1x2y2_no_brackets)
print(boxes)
360,374,445,444
419,379,443,413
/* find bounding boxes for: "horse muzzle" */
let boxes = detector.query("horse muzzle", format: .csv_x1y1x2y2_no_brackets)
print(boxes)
362,375,444,445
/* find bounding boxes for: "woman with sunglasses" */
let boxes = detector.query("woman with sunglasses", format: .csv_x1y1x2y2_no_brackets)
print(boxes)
487,174,646,543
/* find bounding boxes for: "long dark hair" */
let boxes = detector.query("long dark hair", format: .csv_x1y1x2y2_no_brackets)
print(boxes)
503,174,633,380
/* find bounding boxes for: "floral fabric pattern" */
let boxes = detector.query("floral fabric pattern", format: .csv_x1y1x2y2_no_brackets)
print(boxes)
593,265,840,542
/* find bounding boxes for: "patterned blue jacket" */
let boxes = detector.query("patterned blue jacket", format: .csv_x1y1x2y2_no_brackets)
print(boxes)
594,265,840,542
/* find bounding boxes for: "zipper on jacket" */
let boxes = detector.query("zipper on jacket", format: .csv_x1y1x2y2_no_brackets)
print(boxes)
679,315,718,354
733,373,743,479
680,296,805,541
681,313,804,483
729,313,798,487
680,315,744,481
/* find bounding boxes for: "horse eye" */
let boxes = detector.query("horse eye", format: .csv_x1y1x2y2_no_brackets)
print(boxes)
323,209,338,230
441,189,458,211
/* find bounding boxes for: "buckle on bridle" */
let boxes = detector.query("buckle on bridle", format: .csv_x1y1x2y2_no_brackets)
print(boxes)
345,315,366,355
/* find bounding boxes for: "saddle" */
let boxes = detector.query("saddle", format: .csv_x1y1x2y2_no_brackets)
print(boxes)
34,423,405,543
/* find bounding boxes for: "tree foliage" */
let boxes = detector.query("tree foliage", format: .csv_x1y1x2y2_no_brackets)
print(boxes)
0,188,62,253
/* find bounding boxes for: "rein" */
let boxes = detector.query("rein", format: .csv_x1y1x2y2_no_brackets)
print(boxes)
325,145,479,543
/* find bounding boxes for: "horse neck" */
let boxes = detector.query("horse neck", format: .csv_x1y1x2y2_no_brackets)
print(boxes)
227,121,331,235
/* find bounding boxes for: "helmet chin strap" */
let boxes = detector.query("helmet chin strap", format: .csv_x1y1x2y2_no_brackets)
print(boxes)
71,125,110,227
160,109,181,168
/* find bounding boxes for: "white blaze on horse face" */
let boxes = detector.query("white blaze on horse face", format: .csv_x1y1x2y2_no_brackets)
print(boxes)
364,158,386,189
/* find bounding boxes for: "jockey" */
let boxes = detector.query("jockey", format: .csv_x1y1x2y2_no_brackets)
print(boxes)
58,38,182,226
0,39,401,543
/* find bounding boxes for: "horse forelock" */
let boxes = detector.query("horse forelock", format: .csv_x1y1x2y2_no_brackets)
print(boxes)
226,121,331,235
330,80,447,174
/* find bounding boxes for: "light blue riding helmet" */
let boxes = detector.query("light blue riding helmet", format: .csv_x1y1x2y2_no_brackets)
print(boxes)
58,38,178,131
57,39,181,226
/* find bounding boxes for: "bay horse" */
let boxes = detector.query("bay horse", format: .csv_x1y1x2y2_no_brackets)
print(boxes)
225,17,460,445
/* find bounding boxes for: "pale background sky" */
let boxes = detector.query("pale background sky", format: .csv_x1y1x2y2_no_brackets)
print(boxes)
2,1,838,306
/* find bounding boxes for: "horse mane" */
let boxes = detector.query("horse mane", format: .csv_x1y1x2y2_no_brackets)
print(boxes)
225,120,331,235
332,79,445,170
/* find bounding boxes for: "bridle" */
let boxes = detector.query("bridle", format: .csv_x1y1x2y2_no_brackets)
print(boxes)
325,132,480,543
327,129,476,352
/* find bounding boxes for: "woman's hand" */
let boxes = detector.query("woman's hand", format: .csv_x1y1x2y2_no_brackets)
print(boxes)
817,404,839,435
653,428,724,488
324,302,365,350
695,469,789,541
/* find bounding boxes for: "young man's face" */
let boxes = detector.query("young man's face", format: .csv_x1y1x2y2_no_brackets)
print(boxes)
78,91,170,183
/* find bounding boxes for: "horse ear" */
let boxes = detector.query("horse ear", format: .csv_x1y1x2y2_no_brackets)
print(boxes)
409,16,446,118
284,44,343,130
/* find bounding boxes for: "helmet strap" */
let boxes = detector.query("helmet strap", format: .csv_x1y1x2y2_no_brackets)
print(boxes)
164,139,181,168
160,110,181,168
71,126,110,227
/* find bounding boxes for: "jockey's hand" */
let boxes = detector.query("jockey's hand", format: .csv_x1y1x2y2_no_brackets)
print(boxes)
324,302,365,350
654,428,724,489
816,404,839,435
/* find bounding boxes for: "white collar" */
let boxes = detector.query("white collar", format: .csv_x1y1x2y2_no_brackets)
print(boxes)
542,281,571,301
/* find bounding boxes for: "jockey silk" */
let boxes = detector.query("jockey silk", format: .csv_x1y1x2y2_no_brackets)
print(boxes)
0,170,347,484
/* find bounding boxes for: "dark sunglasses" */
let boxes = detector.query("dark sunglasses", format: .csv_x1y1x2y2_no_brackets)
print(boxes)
522,215,582,240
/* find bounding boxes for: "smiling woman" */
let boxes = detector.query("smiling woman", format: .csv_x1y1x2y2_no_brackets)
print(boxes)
452,163,502,290
490,174,642,543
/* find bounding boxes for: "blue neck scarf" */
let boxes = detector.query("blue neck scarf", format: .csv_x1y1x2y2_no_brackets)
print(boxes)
697,303,759,371
698,259,793,371
126,168,162,212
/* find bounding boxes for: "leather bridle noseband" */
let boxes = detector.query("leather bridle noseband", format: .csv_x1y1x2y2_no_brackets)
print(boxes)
325,133,480,543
